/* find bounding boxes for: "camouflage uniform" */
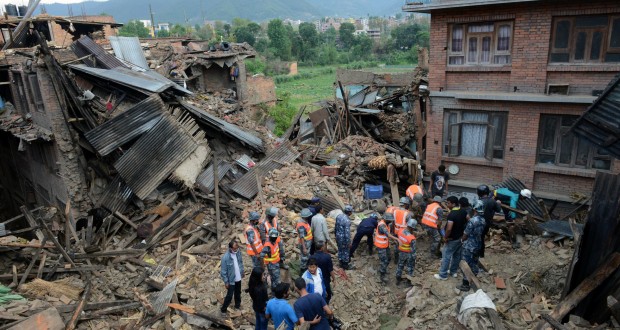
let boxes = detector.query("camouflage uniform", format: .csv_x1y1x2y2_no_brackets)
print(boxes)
259,244,281,291
297,219,313,271
377,247,391,275
335,213,352,266
396,240,416,278
259,218,286,263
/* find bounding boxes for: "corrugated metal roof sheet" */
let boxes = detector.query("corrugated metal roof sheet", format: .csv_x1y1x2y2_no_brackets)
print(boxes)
180,100,264,152
195,160,232,194
231,142,299,199
108,36,149,70
72,35,126,69
570,72,620,159
84,94,166,155
68,64,175,93
96,176,133,214
494,177,544,218
114,110,200,199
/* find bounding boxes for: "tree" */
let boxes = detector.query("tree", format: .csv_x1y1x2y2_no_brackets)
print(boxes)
118,20,150,38
157,29,170,37
223,24,231,37
247,22,261,35
169,24,189,37
267,19,292,61
234,25,256,45
339,22,356,50
193,24,214,40
298,22,318,48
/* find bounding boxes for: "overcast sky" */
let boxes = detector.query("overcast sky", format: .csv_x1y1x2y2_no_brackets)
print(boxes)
0,0,103,7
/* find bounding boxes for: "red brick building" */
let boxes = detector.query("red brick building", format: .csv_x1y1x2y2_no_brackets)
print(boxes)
404,0,620,203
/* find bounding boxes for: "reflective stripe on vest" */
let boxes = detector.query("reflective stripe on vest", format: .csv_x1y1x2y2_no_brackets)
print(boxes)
263,218,281,245
406,185,423,200
245,225,263,256
422,203,441,228
296,221,313,241
394,208,410,231
263,242,280,264
397,228,416,252
374,220,389,248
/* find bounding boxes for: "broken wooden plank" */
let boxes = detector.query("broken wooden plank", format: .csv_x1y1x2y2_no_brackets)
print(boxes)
460,260,505,330
540,314,569,330
0,242,55,248
322,178,345,209
535,252,620,330
81,302,141,320
113,211,139,230
4,307,64,330
607,296,620,324
568,217,582,244
65,278,91,330
73,249,144,259
53,300,135,313
167,303,234,330
18,236,47,286
0,266,102,280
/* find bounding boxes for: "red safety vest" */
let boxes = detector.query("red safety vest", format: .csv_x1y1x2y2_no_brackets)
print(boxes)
374,220,389,249
263,241,280,264
296,221,313,241
422,203,441,228
245,225,263,256
406,185,423,201
397,228,416,253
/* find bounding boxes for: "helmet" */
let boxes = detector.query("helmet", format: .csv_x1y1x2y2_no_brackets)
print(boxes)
473,200,485,214
413,193,424,202
520,189,532,199
300,208,313,218
407,218,417,228
344,205,353,213
310,196,321,204
433,196,443,203
477,185,490,197
399,197,411,205
383,212,395,222
369,213,379,219
248,212,261,221
268,228,279,238
267,207,279,217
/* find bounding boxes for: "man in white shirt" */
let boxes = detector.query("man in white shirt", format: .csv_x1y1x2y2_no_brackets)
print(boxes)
220,240,244,315
311,206,337,254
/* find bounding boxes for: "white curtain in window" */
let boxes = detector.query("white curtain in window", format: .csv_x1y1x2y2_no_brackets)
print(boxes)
468,37,478,63
452,25,463,52
497,25,511,51
461,112,488,158
481,36,491,63
469,23,494,33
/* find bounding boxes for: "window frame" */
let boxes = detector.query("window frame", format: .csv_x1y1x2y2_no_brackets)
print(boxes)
537,114,612,170
447,21,513,66
443,110,507,161
550,15,620,64
608,15,620,53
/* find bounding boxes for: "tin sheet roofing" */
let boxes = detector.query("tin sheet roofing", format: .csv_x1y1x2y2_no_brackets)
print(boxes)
230,142,299,199
195,160,232,194
494,177,544,218
108,36,149,70
84,95,166,155
69,64,176,93
114,110,199,200
96,176,133,214
72,35,125,69
570,73,620,159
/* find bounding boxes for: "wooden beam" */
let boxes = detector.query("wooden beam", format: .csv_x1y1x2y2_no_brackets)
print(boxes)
535,252,620,330
113,211,138,230
460,260,505,330
18,236,47,286
65,278,91,330
167,303,234,330
214,157,221,242
607,296,620,324
540,314,569,330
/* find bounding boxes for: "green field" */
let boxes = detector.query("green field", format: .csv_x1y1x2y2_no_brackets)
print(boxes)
275,65,417,111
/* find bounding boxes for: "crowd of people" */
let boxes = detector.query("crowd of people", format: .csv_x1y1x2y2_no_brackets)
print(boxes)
220,164,532,330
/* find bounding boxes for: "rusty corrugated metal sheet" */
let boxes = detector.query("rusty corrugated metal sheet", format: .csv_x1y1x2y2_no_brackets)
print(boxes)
71,35,126,69
570,72,620,159
195,160,232,194
108,36,149,70
68,64,176,94
114,110,200,200
84,95,166,155
97,176,133,213
231,142,299,199
494,177,544,218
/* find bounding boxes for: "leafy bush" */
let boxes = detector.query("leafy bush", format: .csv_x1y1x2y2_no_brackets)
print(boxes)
269,92,298,136
245,58,266,75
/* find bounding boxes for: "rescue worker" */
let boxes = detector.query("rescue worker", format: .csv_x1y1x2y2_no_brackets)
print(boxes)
350,213,379,257
259,206,288,269
421,196,444,258
375,212,399,283
396,218,417,286
411,193,426,219
296,208,314,275
458,201,487,291
307,197,321,219
260,228,282,292
494,187,532,221
335,205,354,270
245,211,264,268
406,184,424,202
392,196,413,262
478,184,502,258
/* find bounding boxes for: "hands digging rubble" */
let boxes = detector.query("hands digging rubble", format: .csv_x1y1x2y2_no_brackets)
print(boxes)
0,32,616,330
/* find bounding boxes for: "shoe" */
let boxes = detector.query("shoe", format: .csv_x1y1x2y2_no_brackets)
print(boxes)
280,262,289,270
434,274,448,281
220,310,228,317
456,284,471,291
380,274,388,284
452,272,458,278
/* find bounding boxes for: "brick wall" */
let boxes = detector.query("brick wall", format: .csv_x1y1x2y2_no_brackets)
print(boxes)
534,172,594,196
428,0,620,94
446,72,511,92
447,162,504,183
547,71,618,95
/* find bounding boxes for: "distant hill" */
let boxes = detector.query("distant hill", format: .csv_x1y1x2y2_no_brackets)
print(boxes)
40,0,405,24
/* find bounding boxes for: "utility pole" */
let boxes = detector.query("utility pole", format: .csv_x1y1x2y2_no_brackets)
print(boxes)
149,4,156,38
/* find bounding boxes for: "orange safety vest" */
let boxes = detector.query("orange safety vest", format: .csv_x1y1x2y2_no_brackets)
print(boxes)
263,241,281,264
394,208,410,232
386,206,397,214
296,221,313,241
422,203,441,228
374,220,389,249
263,217,281,244
397,228,416,253
245,225,263,256
406,185,423,201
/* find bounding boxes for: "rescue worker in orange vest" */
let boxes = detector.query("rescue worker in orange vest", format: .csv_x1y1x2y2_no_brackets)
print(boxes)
245,211,264,268
260,228,282,292
396,218,417,286
259,206,289,269
392,197,413,263
421,196,445,258
296,208,314,275
375,212,399,284
406,184,424,202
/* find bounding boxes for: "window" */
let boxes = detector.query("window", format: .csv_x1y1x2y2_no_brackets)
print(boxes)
538,115,612,170
448,21,513,65
28,74,45,112
550,15,620,63
443,110,507,160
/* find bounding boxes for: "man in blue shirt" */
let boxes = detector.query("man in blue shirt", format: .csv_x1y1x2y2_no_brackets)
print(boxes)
293,277,334,330
349,213,379,257
266,283,299,329
311,241,335,303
